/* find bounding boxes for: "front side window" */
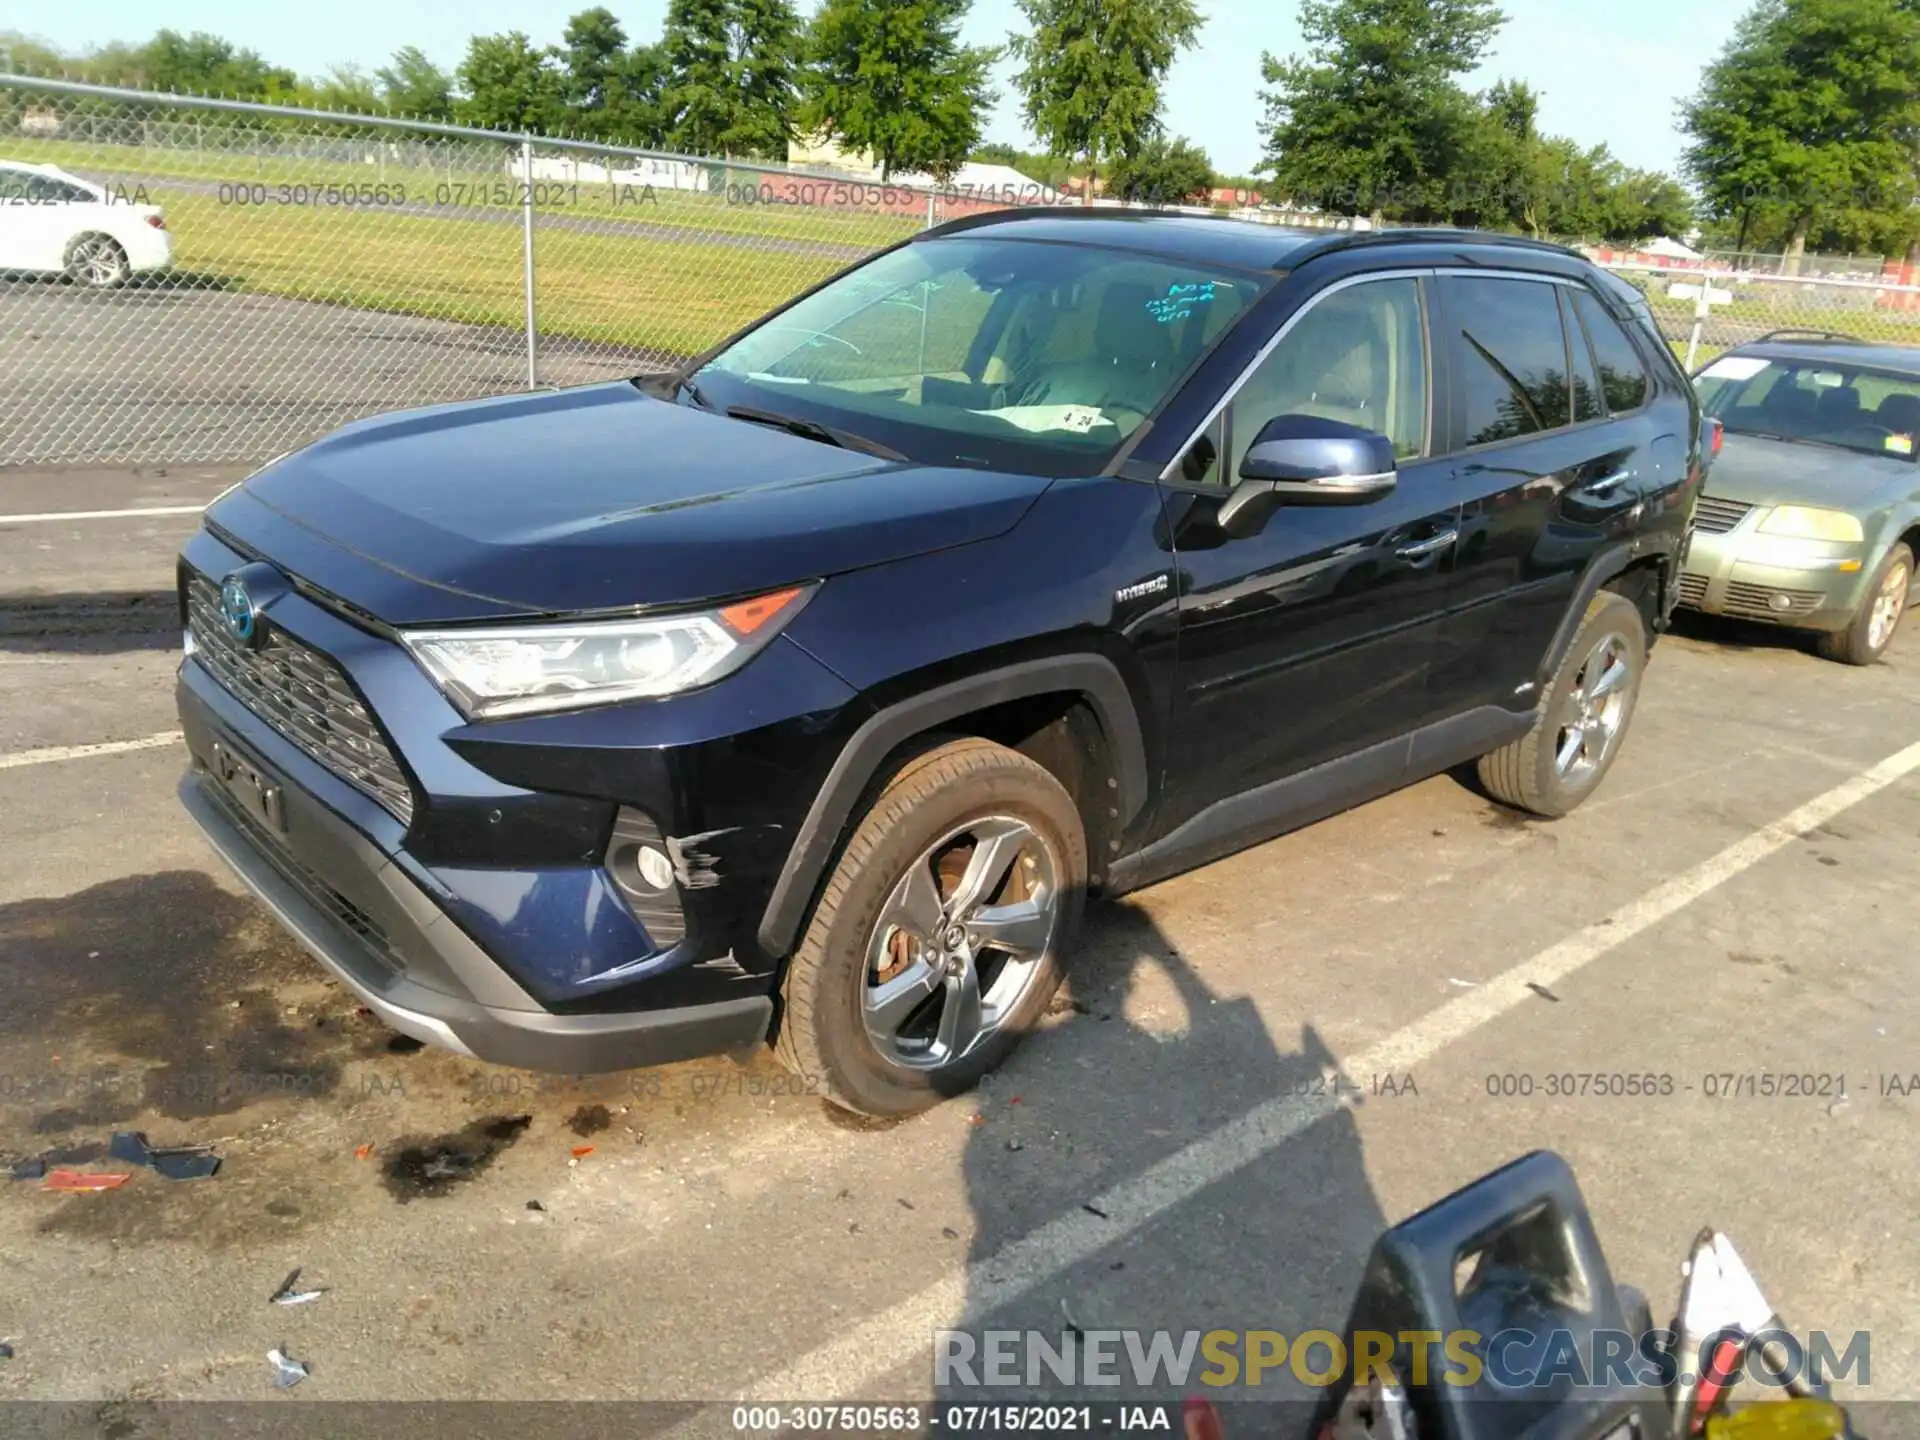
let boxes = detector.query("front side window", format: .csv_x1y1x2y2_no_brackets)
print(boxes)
1447,276,1574,446
697,236,1265,475
1695,354,1920,461
1216,277,1429,482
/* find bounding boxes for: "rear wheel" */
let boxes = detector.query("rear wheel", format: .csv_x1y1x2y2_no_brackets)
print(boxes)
66,234,130,290
774,738,1086,1118
1818,543,1911,666
1478,590,1647,819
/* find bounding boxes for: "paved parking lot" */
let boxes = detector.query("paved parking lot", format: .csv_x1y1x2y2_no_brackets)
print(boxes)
1,471,1916,1421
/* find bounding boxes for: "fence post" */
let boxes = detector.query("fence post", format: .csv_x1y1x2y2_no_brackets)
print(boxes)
925,189,936,230
521,136,538,390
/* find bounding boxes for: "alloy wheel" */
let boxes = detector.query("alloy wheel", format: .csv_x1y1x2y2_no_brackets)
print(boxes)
1554,632,1633,783
1867,560,1910,654
73,238,127,288
863,815,1061,1071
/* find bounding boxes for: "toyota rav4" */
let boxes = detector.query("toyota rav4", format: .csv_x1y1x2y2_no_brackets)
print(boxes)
176,214,1704,1117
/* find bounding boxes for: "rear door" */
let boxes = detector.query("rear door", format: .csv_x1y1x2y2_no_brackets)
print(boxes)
1154,272,1462,837
1426,272,1666,716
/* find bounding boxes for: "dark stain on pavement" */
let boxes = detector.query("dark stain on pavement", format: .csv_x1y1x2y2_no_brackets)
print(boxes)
382,1114,533,1202
566,1104,612,1137
0,872,396,1134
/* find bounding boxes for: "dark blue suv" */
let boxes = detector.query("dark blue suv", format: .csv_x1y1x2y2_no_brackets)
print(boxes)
176,213,1703,1116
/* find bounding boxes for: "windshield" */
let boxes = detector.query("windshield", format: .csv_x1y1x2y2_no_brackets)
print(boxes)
694,236,1265,475
1695,353,1920,461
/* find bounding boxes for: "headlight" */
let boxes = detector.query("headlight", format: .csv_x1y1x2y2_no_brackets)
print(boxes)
403,585,811,719
1757,505,1864,542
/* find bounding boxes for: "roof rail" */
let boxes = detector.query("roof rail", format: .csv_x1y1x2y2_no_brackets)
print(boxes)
1289,227,1580,264
1753,328,1865,344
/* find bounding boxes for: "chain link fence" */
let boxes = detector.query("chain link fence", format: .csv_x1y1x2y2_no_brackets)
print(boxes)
6,73,1920,469
0,74,1036,467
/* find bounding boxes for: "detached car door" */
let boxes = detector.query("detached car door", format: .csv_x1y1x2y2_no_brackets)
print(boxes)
1426,272,1675,716
1154,273,1462,840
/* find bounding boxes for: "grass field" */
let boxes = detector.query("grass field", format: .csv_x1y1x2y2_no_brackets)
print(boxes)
6,133,926,359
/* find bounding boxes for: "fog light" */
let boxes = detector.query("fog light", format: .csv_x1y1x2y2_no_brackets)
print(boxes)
1769,592,1795,612
634,844,674,891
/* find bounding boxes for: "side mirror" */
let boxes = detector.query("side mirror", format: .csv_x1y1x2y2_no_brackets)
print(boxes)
1217,414,1398,539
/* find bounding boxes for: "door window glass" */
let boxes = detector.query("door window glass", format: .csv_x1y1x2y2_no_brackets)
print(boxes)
1218,277,1428,482
1448,277,1573,445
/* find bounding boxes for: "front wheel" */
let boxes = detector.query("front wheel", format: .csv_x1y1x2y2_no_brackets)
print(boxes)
1818,543,1911,666
1478,589,1647,819
774,738,1087,1118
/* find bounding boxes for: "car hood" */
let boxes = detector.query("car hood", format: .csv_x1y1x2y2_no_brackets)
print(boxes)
207,382,1053,623
1704,432,1919,509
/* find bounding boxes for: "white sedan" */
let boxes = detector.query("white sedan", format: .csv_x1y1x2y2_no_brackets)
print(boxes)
0,160,173,288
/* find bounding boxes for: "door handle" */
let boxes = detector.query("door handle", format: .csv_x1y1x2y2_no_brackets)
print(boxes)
1582,469,1633,496
1395,528,1458,561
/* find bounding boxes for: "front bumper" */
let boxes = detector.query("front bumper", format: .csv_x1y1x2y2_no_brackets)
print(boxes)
1677,528,1868,632
179,750,772,1073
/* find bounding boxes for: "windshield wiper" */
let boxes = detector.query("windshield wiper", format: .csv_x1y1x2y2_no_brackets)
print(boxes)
674,373,714,410
724,404,905,461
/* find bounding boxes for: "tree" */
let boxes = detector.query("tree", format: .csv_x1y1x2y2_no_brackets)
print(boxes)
562,8,629,116
729,0,805,157
1258,0,1505,223
802,0,999,181
1107,134,1214,203
455,31,565,132
661,0,804,158
1682,0,1920,267
308,64,379,113
128,30,297,97
1008,0,1203,203
376,46,455,120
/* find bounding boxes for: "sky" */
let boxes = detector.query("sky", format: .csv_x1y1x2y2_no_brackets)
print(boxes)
0,0,1756,179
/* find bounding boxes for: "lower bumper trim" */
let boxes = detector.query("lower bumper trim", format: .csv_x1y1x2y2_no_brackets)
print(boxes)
180,771,773,1073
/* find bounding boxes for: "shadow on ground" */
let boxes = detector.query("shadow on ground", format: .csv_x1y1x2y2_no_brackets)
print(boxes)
939,896,1388,1405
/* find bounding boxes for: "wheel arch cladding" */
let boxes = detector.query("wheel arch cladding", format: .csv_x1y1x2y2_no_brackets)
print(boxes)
1539,543,1665,683
754,656,1147,960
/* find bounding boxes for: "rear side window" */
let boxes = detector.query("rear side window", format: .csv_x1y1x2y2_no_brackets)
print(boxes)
1572,289,1651,414
1446,277,1573,445
1565,291,1604,424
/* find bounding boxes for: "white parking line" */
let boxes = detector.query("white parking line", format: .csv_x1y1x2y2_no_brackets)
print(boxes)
0,505,207,524
741,735,1920,1402
0,732,184,770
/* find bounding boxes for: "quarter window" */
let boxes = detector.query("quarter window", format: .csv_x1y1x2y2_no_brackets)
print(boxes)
1446,276,1574,445
1566,291,1604,424
1214,277,1429,483
1572,289,1651,414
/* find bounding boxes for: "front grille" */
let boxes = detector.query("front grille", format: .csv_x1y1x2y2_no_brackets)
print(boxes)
186,573,415,824
1722,581,1826,621
1675,572,1709,608
1692,495,1754,534
202,776,402,984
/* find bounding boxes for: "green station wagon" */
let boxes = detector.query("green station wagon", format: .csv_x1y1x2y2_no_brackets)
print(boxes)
1685,332,1920,664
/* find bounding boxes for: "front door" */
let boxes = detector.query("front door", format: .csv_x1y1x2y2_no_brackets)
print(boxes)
1156,274,1462,839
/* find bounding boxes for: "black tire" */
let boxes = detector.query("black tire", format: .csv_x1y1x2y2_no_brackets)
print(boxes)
65,234,130,290
774,737,1087,1118
1477,589,1647,819
1817,542,1911,666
